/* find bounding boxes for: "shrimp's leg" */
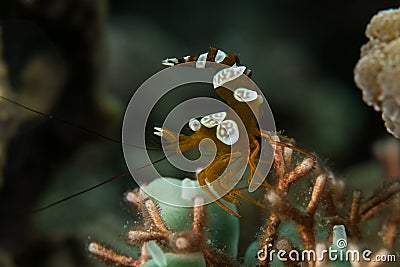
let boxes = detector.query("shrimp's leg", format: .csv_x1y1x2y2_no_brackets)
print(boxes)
276,133,296,144
207,152,271,208
248,139,260,184
202,153,231,184
207,151,243,187
226,185,269,208
197,160,241,218
247,139,258,184
230,190,266,209
220,189,265,209
246,139,274,189
260,130,316,160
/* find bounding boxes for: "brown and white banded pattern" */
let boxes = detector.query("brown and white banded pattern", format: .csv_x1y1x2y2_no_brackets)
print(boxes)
162,47,252,77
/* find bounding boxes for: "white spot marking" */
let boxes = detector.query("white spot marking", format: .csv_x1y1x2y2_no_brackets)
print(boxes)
195,52,208,68
216,120,239,145
233,87,259,102
213,65,246,89
215,49,227,63
161,57,179,66
200,112,227,128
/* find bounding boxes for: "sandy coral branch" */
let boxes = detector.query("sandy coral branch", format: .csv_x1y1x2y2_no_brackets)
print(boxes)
306,174,327,215
360,180,400,221
278,158,314,193
348,190,362,238
143,198,169,233
88,242,142,267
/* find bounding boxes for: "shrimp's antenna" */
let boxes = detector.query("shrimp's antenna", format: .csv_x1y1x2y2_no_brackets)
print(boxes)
31,172,129,213
0,95,161,151
31,152,177,213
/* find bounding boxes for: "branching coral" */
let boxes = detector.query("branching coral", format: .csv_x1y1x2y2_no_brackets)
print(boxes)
258,136,316,266
89,179,240,267
354,7,400,138
88,135,400,267
88,196,210,266
256,135,327,267
249,135,400,267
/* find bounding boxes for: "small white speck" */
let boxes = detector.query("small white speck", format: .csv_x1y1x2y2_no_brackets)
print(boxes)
88,243,98,253
194,195,204,207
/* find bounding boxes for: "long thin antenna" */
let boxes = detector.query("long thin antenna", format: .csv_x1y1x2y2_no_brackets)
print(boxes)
0,95,161,151
31,152,178,213
32,172,129,213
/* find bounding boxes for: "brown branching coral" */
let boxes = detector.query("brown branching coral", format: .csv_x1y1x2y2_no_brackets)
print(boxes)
86,135,400,267
89,194,238,267
373,138,400,249
258,135,400,267
259,135,318,266
354,7,400,138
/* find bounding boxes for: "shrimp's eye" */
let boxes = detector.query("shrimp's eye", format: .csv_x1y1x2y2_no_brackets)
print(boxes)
189,118,201,131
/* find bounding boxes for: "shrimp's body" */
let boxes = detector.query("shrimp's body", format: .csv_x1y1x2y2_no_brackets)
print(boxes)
158,48,312,217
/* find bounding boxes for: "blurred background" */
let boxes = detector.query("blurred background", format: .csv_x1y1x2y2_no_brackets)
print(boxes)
0,0,398,266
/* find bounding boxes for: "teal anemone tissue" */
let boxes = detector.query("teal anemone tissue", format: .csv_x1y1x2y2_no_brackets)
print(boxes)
142,241,206,267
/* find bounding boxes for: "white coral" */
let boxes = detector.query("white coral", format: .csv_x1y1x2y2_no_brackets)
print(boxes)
354,7,400,138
